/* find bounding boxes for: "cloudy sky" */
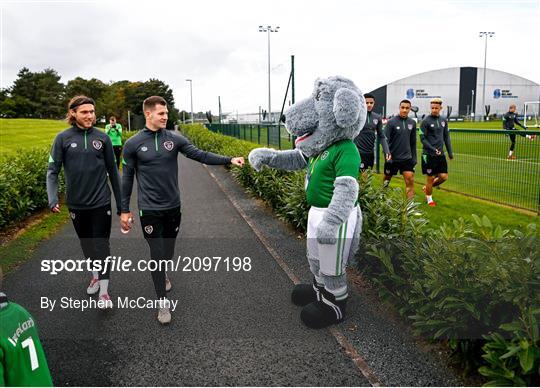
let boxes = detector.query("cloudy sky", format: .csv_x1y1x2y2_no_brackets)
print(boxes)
1,0,539,115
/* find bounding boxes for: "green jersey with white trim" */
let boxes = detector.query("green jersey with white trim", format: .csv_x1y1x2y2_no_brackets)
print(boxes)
305,139,360,208
0,302,53,387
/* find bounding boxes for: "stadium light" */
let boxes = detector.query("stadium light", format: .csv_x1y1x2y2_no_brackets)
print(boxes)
479,31,495,121
186,79,193,124
258,25,280,122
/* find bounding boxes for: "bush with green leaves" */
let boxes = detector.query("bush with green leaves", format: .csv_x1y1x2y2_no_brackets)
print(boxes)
180,124,539,386
0,147,65,229
122,130,138,143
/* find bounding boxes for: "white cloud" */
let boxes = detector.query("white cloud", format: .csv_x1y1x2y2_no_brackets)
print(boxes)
1,0,538,115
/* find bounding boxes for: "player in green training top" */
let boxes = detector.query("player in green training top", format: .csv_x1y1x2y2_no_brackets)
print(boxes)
0,268,53,386
105,116,123,168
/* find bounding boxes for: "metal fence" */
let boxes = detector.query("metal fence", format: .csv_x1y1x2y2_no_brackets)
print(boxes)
206,124,540,213
207,123,293,149
374,129,540,214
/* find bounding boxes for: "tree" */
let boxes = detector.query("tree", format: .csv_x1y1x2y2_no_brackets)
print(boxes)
99,82,128,126
5,68,182,127
65,77,107,103
0,95,34,118
34,68,65,118
124,78,180,126
10,68,35,101
10,67,64,118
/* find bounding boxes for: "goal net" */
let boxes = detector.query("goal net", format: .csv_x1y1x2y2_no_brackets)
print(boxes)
524,101,540,128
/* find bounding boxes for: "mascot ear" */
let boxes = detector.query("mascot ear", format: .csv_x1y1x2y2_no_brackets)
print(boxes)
333,88,361,128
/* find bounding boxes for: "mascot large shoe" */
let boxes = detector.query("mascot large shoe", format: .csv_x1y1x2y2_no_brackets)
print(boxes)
249,76,366,329
291,278,324,306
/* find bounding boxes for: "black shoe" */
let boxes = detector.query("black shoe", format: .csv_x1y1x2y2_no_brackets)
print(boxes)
291,279,323,306
300,288,347,329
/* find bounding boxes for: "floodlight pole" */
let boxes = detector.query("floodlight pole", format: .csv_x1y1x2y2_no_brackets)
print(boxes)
479,32,495,121
186,79,193,124
259,25,280,122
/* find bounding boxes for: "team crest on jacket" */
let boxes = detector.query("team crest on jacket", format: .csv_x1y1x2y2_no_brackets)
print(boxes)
408,124,413,130
71,143,77,148
69,212,76,219
141,146,148,152
441,121,446,127
321,150,329,160
92,140,103,150
373,119,378,125
144,225,153,234
164,141,174,151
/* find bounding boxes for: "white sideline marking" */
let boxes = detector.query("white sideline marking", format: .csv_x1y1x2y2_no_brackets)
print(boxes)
452,152,540,165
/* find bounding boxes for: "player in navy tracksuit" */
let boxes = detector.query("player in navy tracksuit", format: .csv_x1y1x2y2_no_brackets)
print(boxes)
47,96,121,308
121,96,244,324
353,93,390,172
419,98,453,206
383,99,417,200
503,104,529,160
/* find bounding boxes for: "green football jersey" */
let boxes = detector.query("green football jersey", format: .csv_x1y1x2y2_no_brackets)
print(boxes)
0,302,53,387
305,139,360,208
105,123,123,146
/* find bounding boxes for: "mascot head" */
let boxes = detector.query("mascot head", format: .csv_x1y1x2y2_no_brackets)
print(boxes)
283,76,366,157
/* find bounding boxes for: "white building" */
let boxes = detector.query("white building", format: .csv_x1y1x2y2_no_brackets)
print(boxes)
369,67,540,119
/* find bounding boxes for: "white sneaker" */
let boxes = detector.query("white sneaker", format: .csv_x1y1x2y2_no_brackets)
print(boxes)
157,307,171,324
99,294,113,309
86,278,100,295
165,277,172,292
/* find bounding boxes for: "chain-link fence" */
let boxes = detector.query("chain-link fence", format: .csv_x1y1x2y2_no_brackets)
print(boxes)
206,123,539,213
374,129,539,213
207,123,293,149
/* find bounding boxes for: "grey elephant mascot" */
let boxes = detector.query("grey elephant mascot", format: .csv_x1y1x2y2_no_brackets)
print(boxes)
248,76,366,329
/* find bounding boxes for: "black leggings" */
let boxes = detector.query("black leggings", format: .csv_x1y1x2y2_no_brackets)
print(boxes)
70,204,112,280
508,132,526,151
140,207,181,299
113,146,122,168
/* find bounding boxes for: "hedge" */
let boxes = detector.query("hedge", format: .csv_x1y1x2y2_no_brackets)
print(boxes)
0,148,65,229
0,130,136,230
180,123,539,386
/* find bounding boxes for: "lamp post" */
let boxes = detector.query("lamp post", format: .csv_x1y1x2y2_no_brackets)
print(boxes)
186,79,193,124
471,89,475,121
479,31,495,121
258,25,280,122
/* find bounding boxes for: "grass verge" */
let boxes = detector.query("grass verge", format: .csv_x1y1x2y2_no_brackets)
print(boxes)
0,206,69,274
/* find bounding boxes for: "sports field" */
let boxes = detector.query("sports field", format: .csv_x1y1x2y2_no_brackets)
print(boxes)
0,119,111,158
0,119,67,157
433,129,539,212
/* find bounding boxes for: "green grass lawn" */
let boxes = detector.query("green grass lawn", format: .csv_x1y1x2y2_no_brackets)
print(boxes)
0,207,69,274
437,131,539,212
0,118,69,156
0,118,110,157
377,174,539,231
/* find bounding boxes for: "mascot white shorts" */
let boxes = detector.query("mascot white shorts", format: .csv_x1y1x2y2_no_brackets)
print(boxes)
306,205,360,277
